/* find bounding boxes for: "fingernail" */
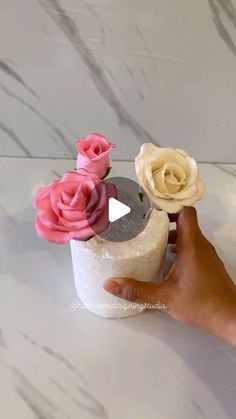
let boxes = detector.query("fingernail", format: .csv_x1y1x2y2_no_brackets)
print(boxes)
104,279,122,296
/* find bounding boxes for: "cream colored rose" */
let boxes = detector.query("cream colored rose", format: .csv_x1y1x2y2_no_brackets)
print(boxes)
135,144,205,213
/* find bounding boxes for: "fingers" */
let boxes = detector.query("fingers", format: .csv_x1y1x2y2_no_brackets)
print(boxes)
168,207,200,240
103,277,170,306
178,206,199,229
168,207,201,253
176,207,201,246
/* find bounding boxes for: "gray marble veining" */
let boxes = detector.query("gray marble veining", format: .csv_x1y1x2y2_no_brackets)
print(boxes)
50,378,67,394
192,399,205,417
215,0,236,26
72,385,108,419
0,328,7,349
19,331,87,383
1,1,236,161
42,345,87,383
119,58,134,78
0,59,39,99
208,0,236,56
17,332,108,418
1,84,75,157
16,387,56,419
141,69,152,90
135,24,154,65
214,163,236,177
18,331,37,346
38,0,158,146
51,169,63,178
102,62,129,102
0,119,31,157
0,201,16,225
50,379,109,418
13,367,58,419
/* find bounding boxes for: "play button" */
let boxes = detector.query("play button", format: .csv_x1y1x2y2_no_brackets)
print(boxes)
108,198,131,222
87,176,151,242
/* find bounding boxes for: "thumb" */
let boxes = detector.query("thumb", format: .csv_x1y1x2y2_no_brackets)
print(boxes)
103,277,170,307
177,206,201,244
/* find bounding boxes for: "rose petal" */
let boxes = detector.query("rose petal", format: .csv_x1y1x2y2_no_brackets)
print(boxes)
70,185,88,210
86,183,100,213
61,191,73,206
165,178,182,194
148,194,183,213
58,214,89,230
34,184,61,229
164,162,186,183
38,196,72,231
176,178,206,206
152,149,188,173
164,171,184,194
70,224,96,241
136,143,161,160
86,184,109,224
176,149,190,157
135,144,159,177
77,154,110,178
106,182,118,200
85,143,102,158
90,206,109,234
162,162,186,194
86,182,116,231
62,171,97,183
145,167,169,198
184,157,199,187
57,201,77,211
152,169,168,193
35,218,71,244
76,167,100,179
75,134,115,161
71,206,110,241
60,209,87,222
170,183,197,199
50,181,78,217
33,182,57,211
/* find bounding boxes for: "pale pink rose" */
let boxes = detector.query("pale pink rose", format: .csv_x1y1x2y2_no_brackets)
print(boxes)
33,171,117,244
75,133,115,178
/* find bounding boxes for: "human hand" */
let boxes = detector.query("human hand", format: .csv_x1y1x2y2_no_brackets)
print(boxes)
104,207,236,346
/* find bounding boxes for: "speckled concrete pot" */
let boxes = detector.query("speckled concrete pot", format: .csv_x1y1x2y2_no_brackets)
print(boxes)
70,210,169,318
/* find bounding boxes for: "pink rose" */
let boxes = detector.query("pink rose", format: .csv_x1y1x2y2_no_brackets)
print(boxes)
33,171,117,244
75,133,115,178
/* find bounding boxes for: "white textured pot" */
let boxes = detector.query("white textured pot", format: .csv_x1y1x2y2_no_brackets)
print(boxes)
70,209,169,318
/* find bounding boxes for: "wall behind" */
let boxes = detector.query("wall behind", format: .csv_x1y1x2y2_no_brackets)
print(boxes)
0,0,236,162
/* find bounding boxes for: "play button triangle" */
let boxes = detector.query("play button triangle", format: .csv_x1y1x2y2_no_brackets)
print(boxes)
108,198,131,223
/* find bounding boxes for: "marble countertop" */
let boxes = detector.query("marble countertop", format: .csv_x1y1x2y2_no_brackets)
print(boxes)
0,157,236,419
1,0,236,162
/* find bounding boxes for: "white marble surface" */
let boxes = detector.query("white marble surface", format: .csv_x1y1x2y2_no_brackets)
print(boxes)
0,157,236,419
1,0,236,161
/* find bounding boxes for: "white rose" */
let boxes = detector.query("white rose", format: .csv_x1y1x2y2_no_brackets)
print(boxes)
135,144,205,213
